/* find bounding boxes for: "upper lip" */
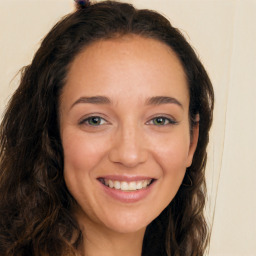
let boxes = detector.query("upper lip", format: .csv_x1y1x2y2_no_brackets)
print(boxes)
97,175,155,182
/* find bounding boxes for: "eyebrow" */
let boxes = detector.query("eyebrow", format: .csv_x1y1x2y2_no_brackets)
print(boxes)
70,96,111,109
146,96,183,109
70,95,183,110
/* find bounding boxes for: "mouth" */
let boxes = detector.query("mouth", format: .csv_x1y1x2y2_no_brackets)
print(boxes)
97,178,155,191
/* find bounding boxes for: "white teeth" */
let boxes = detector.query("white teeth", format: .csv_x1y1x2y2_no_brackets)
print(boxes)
142,180,147,188
109,180,114,188
129,182,137,190
103,179,152,191
136,182,142,190
121,181,129,190
114,181,121,189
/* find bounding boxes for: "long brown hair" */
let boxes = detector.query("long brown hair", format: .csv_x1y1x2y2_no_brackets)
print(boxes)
0,1,214,255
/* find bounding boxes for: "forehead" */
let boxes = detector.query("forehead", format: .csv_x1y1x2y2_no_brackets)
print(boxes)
62,35,189,108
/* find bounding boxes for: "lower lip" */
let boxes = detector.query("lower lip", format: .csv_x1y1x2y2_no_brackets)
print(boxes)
99,181,155,203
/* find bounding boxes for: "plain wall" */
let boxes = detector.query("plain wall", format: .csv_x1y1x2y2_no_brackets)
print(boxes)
0,0,255,255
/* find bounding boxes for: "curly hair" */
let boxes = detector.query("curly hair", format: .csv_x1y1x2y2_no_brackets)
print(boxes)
0,1,214,255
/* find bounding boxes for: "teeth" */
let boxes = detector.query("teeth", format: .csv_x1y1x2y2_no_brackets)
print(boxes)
102,179,152,191
109,180,114,188
121,181,129,190
114,181,121,189
136,182,142,190
129,182,136,190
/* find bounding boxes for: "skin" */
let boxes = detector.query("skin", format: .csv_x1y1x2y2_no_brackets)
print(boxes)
59,35,199,256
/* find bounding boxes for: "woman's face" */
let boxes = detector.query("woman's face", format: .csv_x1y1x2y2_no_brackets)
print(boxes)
59,35,198,234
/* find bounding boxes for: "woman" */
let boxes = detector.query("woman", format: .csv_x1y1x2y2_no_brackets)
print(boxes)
0,1,214,255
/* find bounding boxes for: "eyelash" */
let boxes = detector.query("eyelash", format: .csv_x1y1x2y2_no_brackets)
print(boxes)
79,115,177,127
79,116,108,126
146,116,177,126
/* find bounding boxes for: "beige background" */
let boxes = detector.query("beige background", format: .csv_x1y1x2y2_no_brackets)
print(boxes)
0,0,255,255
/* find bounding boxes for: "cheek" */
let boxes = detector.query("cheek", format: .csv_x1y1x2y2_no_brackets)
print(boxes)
151,130,191,172
62,131,106,173
61,130,110,200
159,142,188,186
149,130,190,199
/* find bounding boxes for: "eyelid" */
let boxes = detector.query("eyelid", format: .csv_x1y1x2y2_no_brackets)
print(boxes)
146,115,178,125
78,114,109,126
78,113,177,127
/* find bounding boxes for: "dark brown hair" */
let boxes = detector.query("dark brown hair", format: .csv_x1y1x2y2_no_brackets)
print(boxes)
0,1,214,255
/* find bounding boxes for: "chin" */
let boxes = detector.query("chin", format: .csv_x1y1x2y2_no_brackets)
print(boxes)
99,208,157,234
105,218,148,234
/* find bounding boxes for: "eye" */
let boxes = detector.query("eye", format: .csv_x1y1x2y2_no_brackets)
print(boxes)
147,116,177,126
80,116,107,126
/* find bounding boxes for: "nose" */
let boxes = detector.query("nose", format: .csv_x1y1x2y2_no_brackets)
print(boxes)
108,124,148,168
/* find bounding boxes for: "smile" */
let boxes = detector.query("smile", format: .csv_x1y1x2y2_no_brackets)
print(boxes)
98,178,154,191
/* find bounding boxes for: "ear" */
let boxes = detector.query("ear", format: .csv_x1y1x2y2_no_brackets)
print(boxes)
186,114,199,167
